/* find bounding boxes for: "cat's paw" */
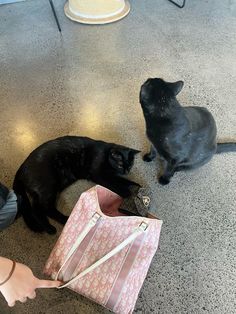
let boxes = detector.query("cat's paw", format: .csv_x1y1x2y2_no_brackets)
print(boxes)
30,224,45,233
48,211,68,225
158,176,170,185
119,189,132,198
45,224,57,235
55,214,68,225
143,153,154,162
61,215,69,225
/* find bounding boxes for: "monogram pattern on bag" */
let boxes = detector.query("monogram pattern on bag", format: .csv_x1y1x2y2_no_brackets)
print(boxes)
44,186,162,313
114,221,161,313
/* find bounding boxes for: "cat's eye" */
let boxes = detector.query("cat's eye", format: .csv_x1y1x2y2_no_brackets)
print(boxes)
112,152,122,161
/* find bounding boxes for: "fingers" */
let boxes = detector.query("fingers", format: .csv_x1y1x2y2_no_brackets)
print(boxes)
7,291,36,307
19,297,27,303
8,301,15,307
28,291,36,299
6,278,61,307
36,279,61,289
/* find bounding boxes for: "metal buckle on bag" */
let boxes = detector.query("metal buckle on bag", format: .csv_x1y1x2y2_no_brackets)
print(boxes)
91,212,101,224
142,196,151,207
139,222,148,231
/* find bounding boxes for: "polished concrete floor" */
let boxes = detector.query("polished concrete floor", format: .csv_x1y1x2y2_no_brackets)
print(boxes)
0,0,236,313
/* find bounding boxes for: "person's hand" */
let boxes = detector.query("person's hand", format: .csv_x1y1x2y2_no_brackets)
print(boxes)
0,258,61,307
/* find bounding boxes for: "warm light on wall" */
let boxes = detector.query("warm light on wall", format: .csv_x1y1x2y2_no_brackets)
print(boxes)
78,101,103,137
15,121,37,150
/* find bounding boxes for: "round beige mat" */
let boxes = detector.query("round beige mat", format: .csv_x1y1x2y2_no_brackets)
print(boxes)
64,0,130,25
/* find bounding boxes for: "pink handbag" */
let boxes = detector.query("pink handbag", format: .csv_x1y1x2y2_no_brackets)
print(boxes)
44,185,162,314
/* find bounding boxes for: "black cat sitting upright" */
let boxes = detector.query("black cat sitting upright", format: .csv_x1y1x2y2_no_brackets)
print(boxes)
140,77,236,185
13,136,140,234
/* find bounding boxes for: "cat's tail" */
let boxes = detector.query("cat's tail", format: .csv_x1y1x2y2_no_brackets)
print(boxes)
216,143,236,154
13,176,44,232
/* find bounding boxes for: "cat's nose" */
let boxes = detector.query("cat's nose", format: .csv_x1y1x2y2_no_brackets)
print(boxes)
124,169,129,175
141,79,152,94
140,84,148,100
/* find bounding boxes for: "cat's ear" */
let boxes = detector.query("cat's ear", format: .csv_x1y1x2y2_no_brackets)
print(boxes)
129,149,141,156
168,80,184,96
131,148,141,155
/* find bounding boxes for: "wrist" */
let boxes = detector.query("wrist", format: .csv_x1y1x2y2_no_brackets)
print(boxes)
0,257,14,282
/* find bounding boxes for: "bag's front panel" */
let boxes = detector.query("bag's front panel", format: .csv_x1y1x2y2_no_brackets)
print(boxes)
44,191,99,277
44,186,163,314
68,216,144,306
114,221,161,313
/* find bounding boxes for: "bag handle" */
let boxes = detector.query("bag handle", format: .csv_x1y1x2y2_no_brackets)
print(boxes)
56,218,148,289
55,212,101,281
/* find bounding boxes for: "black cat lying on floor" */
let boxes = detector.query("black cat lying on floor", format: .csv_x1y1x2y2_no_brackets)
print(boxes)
13,136,140,234
140,78,236,185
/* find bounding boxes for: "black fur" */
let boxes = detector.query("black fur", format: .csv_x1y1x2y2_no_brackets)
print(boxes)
13,136,140,234
139,77,236,185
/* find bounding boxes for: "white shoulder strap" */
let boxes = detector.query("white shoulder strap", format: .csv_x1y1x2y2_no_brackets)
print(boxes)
55,213,101,281
57,218,148,289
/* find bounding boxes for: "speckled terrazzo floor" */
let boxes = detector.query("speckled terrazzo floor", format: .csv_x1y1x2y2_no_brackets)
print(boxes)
0,0,236,313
